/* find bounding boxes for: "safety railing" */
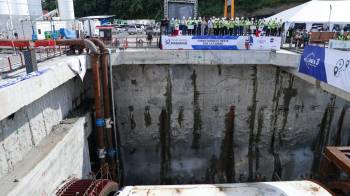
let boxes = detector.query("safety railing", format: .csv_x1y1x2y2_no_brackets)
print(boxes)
112,34,160,49
0,53,24,73
0,45,69,74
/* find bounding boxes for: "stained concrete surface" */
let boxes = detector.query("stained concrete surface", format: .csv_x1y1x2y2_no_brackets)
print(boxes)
113,64,350,185
0,77,85,179
110,49,300,68
0,113,92,196
0,55,87,121
110,49,350,102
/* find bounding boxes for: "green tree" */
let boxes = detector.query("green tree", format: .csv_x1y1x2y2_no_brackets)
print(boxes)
42,0,307,19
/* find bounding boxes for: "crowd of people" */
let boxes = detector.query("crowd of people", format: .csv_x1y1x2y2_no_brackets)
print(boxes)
160,16,283,37
287,28,350,48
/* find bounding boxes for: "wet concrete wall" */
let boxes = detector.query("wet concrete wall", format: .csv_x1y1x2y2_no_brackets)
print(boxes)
112,64,350,185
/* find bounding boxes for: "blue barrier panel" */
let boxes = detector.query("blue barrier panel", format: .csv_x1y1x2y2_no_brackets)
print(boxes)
299,45,327,83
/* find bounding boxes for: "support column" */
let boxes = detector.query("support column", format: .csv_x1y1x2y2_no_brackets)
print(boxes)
231,0,235,18
224,0,228,17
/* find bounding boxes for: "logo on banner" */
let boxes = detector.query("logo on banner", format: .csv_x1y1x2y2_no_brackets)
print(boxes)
333,59,350,78
164,38,188,45
303,52,321,69
299,45,327,82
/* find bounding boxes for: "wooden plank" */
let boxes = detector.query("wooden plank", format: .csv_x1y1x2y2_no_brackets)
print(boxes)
325,147,350,175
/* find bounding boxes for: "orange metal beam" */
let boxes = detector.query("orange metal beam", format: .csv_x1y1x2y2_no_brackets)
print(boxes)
231,0,235,18
224,0,228,17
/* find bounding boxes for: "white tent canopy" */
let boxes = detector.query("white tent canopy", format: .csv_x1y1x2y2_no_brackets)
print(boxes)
268,0,350,31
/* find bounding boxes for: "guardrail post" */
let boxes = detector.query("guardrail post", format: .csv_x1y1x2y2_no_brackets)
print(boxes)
20,53,24,67
24,43,38,74
7,57,12,71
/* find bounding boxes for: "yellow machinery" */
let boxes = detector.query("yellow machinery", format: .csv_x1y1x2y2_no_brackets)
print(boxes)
224,0,235,18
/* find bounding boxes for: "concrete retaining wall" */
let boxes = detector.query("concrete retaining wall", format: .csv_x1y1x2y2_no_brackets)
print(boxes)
0,114,92,196
0,77,85,179
113,64,350,185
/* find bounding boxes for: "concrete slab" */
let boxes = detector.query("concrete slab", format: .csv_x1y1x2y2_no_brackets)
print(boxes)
0,113,92,196
0,55,86,121
118,181,331,196
110,49,299,68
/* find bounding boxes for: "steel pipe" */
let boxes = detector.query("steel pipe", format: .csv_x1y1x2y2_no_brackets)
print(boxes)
89,38,118,180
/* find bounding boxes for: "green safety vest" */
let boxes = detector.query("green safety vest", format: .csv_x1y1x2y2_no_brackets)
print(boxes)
346,34,350,40
218,20,223,28
213,20,218,28
272,21,277,29
267,21,272,29
224,21,229,28
229,21,234,28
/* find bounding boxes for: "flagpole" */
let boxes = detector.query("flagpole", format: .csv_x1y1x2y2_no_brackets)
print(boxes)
328,4,332,31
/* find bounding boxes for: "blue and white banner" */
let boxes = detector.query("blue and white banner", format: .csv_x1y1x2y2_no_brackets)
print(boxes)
161,36,281,50
299,45,327,82
299,45,350,93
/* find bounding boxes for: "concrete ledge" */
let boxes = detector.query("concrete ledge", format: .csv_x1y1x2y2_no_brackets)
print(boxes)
111,49,350,102
285,68,350,102
110,49,299,68
0,55,86,121
0,113,92,196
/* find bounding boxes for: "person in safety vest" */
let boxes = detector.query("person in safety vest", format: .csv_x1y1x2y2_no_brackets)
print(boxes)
229,18,234,36
234,17,239,36
338,30,345,40
208,17,214,35
267,19,272,36
239,17,244,36
277,19,283,36
219,18,224,36
170,18,175,35
243,17,250,35
213,18,219,36
187,17,194,35
346,32,350,40
194,17,199,35
223,17,229,35
197,17,202,35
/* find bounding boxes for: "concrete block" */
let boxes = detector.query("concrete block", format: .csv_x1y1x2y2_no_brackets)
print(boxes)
0,113,92,196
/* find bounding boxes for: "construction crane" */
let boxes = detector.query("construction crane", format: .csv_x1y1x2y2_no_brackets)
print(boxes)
224,0,235,18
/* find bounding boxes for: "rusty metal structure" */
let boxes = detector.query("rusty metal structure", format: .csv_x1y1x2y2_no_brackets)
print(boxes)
320,146,350,195
224,0,235,18
0,38,120,181
56,178,118,196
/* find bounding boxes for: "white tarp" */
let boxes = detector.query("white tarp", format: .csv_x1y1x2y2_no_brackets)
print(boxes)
268,0,350,30
299,45,350,93
324,48,350,93
67,55,87,81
